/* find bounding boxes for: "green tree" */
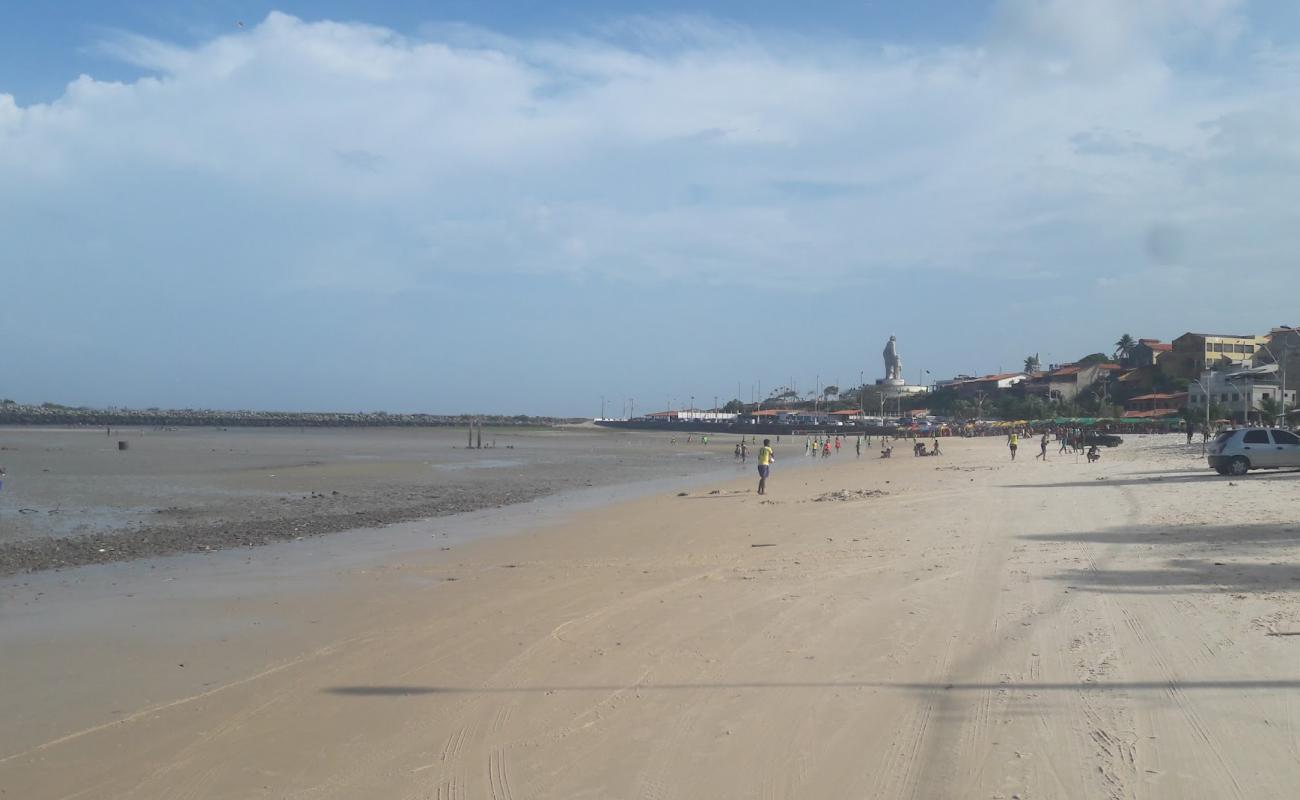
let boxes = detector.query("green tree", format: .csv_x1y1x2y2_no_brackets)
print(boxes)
823,385,839,399
1023,354,1041,374
1258,395,1282,425
722,399,745,414
1077,353,1112,366
1208,402,1228,424
1114,334,1137,362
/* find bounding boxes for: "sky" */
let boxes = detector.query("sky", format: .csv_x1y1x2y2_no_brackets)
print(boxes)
3,1,1300,416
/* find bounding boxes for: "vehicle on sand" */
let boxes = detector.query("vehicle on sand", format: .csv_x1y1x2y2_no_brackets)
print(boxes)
1207,427,1300,475
1083,432,1123,448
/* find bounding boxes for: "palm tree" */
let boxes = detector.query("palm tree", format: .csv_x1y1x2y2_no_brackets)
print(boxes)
1023,354,1041,374
1258,395,1282,426
1114,334,1137,362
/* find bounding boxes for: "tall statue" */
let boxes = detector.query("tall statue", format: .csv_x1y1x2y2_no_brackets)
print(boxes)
883,335,902,381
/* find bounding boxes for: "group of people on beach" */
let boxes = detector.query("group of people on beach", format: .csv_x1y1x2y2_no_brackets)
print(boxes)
804,435,842,458
1008,430,1099,463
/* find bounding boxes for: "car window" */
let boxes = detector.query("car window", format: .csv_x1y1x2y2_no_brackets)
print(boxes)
1273,430,1300,446
1243,430,1271,444
1212,432,1234,445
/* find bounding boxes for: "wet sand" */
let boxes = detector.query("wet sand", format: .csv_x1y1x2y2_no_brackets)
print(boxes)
8,434,1300,798
0,426,755,574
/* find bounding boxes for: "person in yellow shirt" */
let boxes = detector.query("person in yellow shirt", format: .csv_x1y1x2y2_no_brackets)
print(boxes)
1009,432,1019,461
757,438,775,495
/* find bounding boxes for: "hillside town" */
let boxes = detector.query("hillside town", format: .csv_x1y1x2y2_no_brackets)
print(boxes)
629,326,1300,433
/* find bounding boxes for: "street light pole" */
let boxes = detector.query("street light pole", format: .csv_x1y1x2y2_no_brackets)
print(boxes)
1259,332,1299,427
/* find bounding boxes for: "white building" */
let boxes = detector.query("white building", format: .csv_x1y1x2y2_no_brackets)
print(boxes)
1186,364,1296,424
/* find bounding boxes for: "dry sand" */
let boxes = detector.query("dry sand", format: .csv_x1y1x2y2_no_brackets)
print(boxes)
4,434,1300,798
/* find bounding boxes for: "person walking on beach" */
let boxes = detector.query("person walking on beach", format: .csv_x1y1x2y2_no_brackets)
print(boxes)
855,437,862,457
741,441,748,463
1058,429,1069,454
1037,432,1049,460
757,439,774,495
1009,432,1019,460
734,443,742,461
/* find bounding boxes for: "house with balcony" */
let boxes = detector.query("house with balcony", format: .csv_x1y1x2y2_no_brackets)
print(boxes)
1023,362,1122,403
1122,392,1187,420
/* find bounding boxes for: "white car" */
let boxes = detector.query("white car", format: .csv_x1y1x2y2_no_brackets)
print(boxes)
1207,427,1300,475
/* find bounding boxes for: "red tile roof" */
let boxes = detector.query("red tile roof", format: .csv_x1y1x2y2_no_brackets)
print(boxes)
1128,392,1187,402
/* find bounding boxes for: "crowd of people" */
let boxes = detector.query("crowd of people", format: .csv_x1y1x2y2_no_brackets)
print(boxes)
1009,428,1101,463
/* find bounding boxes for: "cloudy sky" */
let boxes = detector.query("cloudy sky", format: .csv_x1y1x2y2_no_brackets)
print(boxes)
3,1,1299,415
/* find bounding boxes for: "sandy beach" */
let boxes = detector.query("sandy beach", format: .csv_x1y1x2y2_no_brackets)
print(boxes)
4,433,1300,798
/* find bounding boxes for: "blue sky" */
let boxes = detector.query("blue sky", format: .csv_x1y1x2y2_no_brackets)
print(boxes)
3,1,1300,416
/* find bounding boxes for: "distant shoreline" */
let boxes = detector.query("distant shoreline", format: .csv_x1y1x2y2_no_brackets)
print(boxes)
0,403,583,429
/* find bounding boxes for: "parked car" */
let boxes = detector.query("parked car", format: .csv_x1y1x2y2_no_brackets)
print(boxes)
1083,432,1123,448
1207,427,1300,475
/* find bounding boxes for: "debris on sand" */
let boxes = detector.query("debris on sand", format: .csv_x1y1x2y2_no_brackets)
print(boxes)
813,489,888,503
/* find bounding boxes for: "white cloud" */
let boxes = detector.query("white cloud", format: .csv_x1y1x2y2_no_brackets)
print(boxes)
2,6,1299,296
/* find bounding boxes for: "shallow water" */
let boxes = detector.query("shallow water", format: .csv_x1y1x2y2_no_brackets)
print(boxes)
0,426,783,543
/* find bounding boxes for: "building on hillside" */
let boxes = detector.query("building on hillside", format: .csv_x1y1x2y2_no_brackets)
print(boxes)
1122,392,1187,420
1129,339,1172,369
1024,362,1121,403
1258,326,1300,392
1186,365,1296,425
1115,367,1156,395
949,372,1028,399
1166,332,1266,379
933,374,977,390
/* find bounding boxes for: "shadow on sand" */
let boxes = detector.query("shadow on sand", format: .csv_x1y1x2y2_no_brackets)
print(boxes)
326,678,1300,697
1023,522,1300,595
1001,469,1300,491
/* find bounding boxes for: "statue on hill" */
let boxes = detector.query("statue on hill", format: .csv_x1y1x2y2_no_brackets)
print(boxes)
883,335,902,381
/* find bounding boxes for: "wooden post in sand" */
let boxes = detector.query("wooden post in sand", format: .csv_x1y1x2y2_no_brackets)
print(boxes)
468,419,473,449
476,421,482,450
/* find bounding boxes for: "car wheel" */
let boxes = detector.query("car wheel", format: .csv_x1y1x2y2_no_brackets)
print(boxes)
1229,456,1250,476
1214,465,1230,475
